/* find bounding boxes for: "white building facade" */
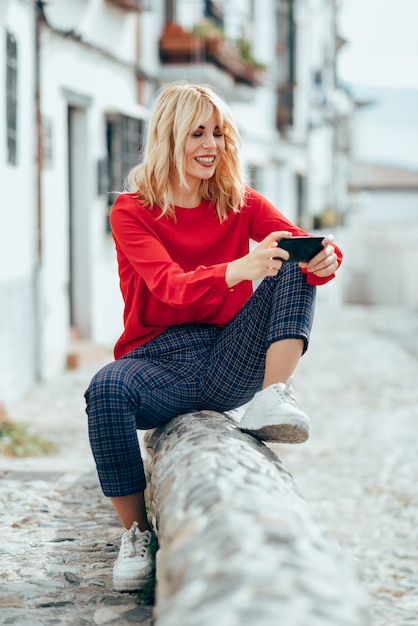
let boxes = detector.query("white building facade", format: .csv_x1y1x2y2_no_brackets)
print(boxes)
0,0,351,408
346,163,418,307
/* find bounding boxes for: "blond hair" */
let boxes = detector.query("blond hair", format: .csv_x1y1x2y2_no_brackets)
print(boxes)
125,82,246,221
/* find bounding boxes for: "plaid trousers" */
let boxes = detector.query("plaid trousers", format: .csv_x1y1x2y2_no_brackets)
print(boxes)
85,263,316,497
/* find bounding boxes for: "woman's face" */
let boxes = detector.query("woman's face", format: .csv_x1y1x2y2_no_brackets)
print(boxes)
183,111,225,185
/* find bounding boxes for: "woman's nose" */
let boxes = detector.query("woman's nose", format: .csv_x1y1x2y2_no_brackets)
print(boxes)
202,134,217,149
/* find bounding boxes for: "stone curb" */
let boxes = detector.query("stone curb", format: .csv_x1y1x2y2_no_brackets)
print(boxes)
145,410,370,626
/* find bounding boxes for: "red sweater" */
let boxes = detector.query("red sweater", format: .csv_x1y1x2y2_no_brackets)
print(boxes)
110,187,342,359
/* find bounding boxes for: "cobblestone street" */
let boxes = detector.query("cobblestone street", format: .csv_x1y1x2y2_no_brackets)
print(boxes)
0,359,154,625
1,302,418,625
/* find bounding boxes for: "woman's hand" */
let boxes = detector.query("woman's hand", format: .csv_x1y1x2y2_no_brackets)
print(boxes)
225,231,292,288
299,235,338,278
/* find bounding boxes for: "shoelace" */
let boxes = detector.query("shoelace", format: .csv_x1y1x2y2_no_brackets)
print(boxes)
271,378,299,407
226,407,245,421
123,526,152,559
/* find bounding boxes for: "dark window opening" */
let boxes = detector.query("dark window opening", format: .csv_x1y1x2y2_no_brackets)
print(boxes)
104,114,145,230
6,31,18,166
165,0,176,23
296,173,306,227
276,0,296,131
204,0,224,29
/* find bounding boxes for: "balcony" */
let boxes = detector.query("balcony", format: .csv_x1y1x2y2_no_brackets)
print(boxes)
158,23,266,102
105,0,151,12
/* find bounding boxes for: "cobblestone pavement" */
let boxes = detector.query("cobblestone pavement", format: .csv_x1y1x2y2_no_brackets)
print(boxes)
1,303,418,625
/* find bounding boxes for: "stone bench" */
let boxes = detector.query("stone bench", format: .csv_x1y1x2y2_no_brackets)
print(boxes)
144,410,369,626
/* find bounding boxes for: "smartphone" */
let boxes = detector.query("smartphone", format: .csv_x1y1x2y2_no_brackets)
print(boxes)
276,236,325,263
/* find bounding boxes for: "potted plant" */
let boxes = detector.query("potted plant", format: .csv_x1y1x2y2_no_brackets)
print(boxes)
159,20,266,87
159,22,205,63
235,38,267,86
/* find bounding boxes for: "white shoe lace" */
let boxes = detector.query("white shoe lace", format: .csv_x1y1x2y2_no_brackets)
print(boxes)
225,406,245,422
271,377,299,408
122,524,152,559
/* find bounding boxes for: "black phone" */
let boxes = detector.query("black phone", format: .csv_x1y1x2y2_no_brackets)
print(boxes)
276,236,325,263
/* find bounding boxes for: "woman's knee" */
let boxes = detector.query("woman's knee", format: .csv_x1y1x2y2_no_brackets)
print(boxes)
278,261,306,286
276,263,316,303
84,360,139,416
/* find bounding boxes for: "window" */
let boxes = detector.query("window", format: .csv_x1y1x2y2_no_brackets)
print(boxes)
296,173,306,226
6,31,18,166
247,165,261,191
165,0,175,23
103,114,145,229
204,0,224,29
275,0,296,130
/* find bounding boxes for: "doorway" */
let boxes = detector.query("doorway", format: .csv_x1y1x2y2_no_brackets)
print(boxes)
67,104,91,340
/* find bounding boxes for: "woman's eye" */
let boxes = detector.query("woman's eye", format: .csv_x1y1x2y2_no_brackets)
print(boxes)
191,130,223,138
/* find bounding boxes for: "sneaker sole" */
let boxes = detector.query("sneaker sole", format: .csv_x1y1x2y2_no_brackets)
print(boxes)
113,573,154,593
240,422,309,444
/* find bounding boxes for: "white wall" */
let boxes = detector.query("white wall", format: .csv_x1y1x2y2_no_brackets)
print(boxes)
0,2,36,282
38,11,150,374
0,1,38,407
345,189,418,306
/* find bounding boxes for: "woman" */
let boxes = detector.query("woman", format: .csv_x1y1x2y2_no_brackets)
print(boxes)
85,82,342,592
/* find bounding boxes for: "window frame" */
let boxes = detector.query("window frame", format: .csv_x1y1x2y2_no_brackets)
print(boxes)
104,113,145,230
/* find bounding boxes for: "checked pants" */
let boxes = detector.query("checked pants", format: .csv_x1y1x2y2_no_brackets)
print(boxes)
85,263,316,497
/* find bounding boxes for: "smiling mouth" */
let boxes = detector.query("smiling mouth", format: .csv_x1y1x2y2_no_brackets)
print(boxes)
195,157,216,164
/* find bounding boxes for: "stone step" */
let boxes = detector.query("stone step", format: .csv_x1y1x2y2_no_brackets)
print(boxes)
66,340,110,369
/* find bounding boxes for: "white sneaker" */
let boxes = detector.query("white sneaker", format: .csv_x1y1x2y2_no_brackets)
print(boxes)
238,379,310,443
113,522,155,592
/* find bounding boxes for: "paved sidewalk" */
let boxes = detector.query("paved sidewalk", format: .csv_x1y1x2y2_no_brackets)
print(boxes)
279,302,418,626
0,358,154,625
1,302,418,625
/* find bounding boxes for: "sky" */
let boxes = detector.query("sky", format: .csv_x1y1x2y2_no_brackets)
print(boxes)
337,0,418,168
337,0,418,90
